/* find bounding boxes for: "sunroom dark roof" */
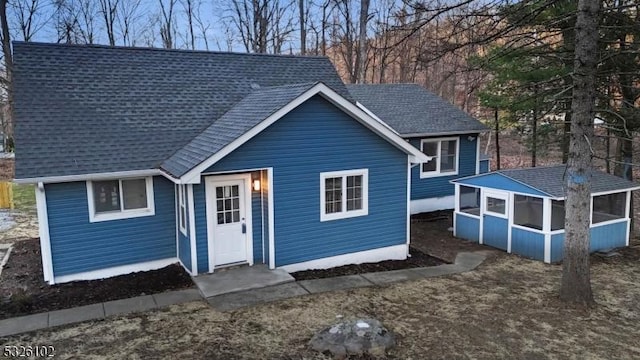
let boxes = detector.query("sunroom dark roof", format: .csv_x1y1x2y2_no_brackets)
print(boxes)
13,42,350,179
455,165,640,198
346,83,488,136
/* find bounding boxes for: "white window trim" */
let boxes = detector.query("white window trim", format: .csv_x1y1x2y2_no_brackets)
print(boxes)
320,169,369,222
87,177,155,223
178,184,187,235
483,190,509,218
420,137,460,178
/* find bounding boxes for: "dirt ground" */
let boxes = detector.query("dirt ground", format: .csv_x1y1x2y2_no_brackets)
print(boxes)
2,243,639,359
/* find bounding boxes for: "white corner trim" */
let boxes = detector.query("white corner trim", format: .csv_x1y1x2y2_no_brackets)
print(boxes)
319,169,369,222
279,244,408,273
178,185,188,235
544,233,551,263
175,184,180,262
179,83,429,184
268,168,276,269
86,177,155,223
475,136,481,175
15,169,164,185
35,183,55,284
410,196,455,215
53,258,178,284
187,184,198,275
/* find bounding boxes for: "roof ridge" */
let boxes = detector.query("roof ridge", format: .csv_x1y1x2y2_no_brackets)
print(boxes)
12,41,331,60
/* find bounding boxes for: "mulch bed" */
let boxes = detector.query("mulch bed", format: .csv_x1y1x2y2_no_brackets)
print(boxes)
291,247,446,281
0,238,194,320
0,158,14,180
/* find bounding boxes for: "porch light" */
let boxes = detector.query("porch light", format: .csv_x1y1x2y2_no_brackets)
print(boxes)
253,179,261,192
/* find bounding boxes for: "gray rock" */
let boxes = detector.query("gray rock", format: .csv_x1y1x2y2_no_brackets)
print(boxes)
309,318,395,358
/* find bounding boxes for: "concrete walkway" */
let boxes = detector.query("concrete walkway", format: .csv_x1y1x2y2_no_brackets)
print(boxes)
192,264,294,297
0,289,202,338
207,251,489,311
0,251,489,337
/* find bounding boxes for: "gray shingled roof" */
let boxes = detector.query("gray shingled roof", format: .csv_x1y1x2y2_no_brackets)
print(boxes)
498,165,639,197
346,83,487,136
13,42,350,179
162,83,317,177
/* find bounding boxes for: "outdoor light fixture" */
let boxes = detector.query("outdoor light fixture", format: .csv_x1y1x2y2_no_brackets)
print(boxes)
253,179,261,192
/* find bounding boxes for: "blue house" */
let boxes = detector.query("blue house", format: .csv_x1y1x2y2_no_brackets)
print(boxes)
347,84,489,214
13,43,430,284
451,166,639,262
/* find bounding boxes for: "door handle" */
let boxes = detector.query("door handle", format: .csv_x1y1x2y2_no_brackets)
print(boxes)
242,223,246,234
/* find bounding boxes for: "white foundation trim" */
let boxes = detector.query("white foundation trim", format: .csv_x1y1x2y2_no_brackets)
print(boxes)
410,196,455,215
406,157,411,255
35,183,55,284
544,233,551,263
54,258,178,284
279,244,408,273
187,184,198,275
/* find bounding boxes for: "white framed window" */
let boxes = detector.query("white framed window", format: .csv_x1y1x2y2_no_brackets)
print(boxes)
483,190,508,218
87,177,155,222
420,137,459,178
178,184,187,235
320,169,368,221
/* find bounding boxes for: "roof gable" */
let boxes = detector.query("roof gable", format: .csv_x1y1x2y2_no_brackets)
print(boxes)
174,82,429,183
13,42,351,181
346,83,487,136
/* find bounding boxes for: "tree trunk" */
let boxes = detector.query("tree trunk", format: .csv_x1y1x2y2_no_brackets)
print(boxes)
495,108,500,170
0,0,13,142
562,112,572,163
532,88,538,167
299,0,305,55
560,0,600,307
356,0,369,83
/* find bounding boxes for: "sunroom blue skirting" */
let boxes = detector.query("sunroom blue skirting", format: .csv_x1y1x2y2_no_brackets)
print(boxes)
511,227,545,261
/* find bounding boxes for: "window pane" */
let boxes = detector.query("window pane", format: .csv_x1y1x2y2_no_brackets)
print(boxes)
122,179,148,210
513,195,543,230
422,141,437,156
459,186,480,215
93,180,121,213
225,211,232,223
345,175,363,212
216,200,223,212
440,140,457,172
551,200,565,231
592,193,626,224
422,161,436,172
486,197,506,215
180,209,186,229
325,177,342,214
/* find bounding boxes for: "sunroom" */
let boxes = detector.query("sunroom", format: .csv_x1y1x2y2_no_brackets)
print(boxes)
451,166,640,263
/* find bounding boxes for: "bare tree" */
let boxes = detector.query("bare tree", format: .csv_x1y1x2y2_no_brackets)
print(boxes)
226,0,295,54
98,0,118,46
356,0,369,83
560,0,601,306
0,0,13,143
181,0,195,49
159,0,176,49
299,0,305,54
116,0,142,46
10,0,51,42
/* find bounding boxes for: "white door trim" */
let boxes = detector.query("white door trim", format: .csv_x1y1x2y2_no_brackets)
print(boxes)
205,173,253,273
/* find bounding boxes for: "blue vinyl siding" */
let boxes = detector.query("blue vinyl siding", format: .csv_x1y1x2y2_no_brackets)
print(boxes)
194,183,208,273
252,190,264,263
590,221,627,251
511,227,545,260
45,176,177,276
455,213,480,242
479,159,490,174
177,187,191,272
455,173,549,197
550,221,627,262
482,215,508,250
550,233,564,263
409,134,478,200
203,95,408,267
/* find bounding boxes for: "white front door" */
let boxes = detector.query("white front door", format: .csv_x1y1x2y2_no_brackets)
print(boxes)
205,175,252,269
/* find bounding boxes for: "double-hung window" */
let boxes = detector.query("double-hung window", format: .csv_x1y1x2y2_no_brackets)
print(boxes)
87,177,155,222
320,169,368,221
178,185,187,235
420,137,459,178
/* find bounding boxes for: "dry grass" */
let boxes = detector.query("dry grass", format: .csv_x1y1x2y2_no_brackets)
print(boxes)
3,246,640,359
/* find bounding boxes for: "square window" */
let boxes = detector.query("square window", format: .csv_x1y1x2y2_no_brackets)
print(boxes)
122,179,148,210
420,138,458,177
320,170,368,221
